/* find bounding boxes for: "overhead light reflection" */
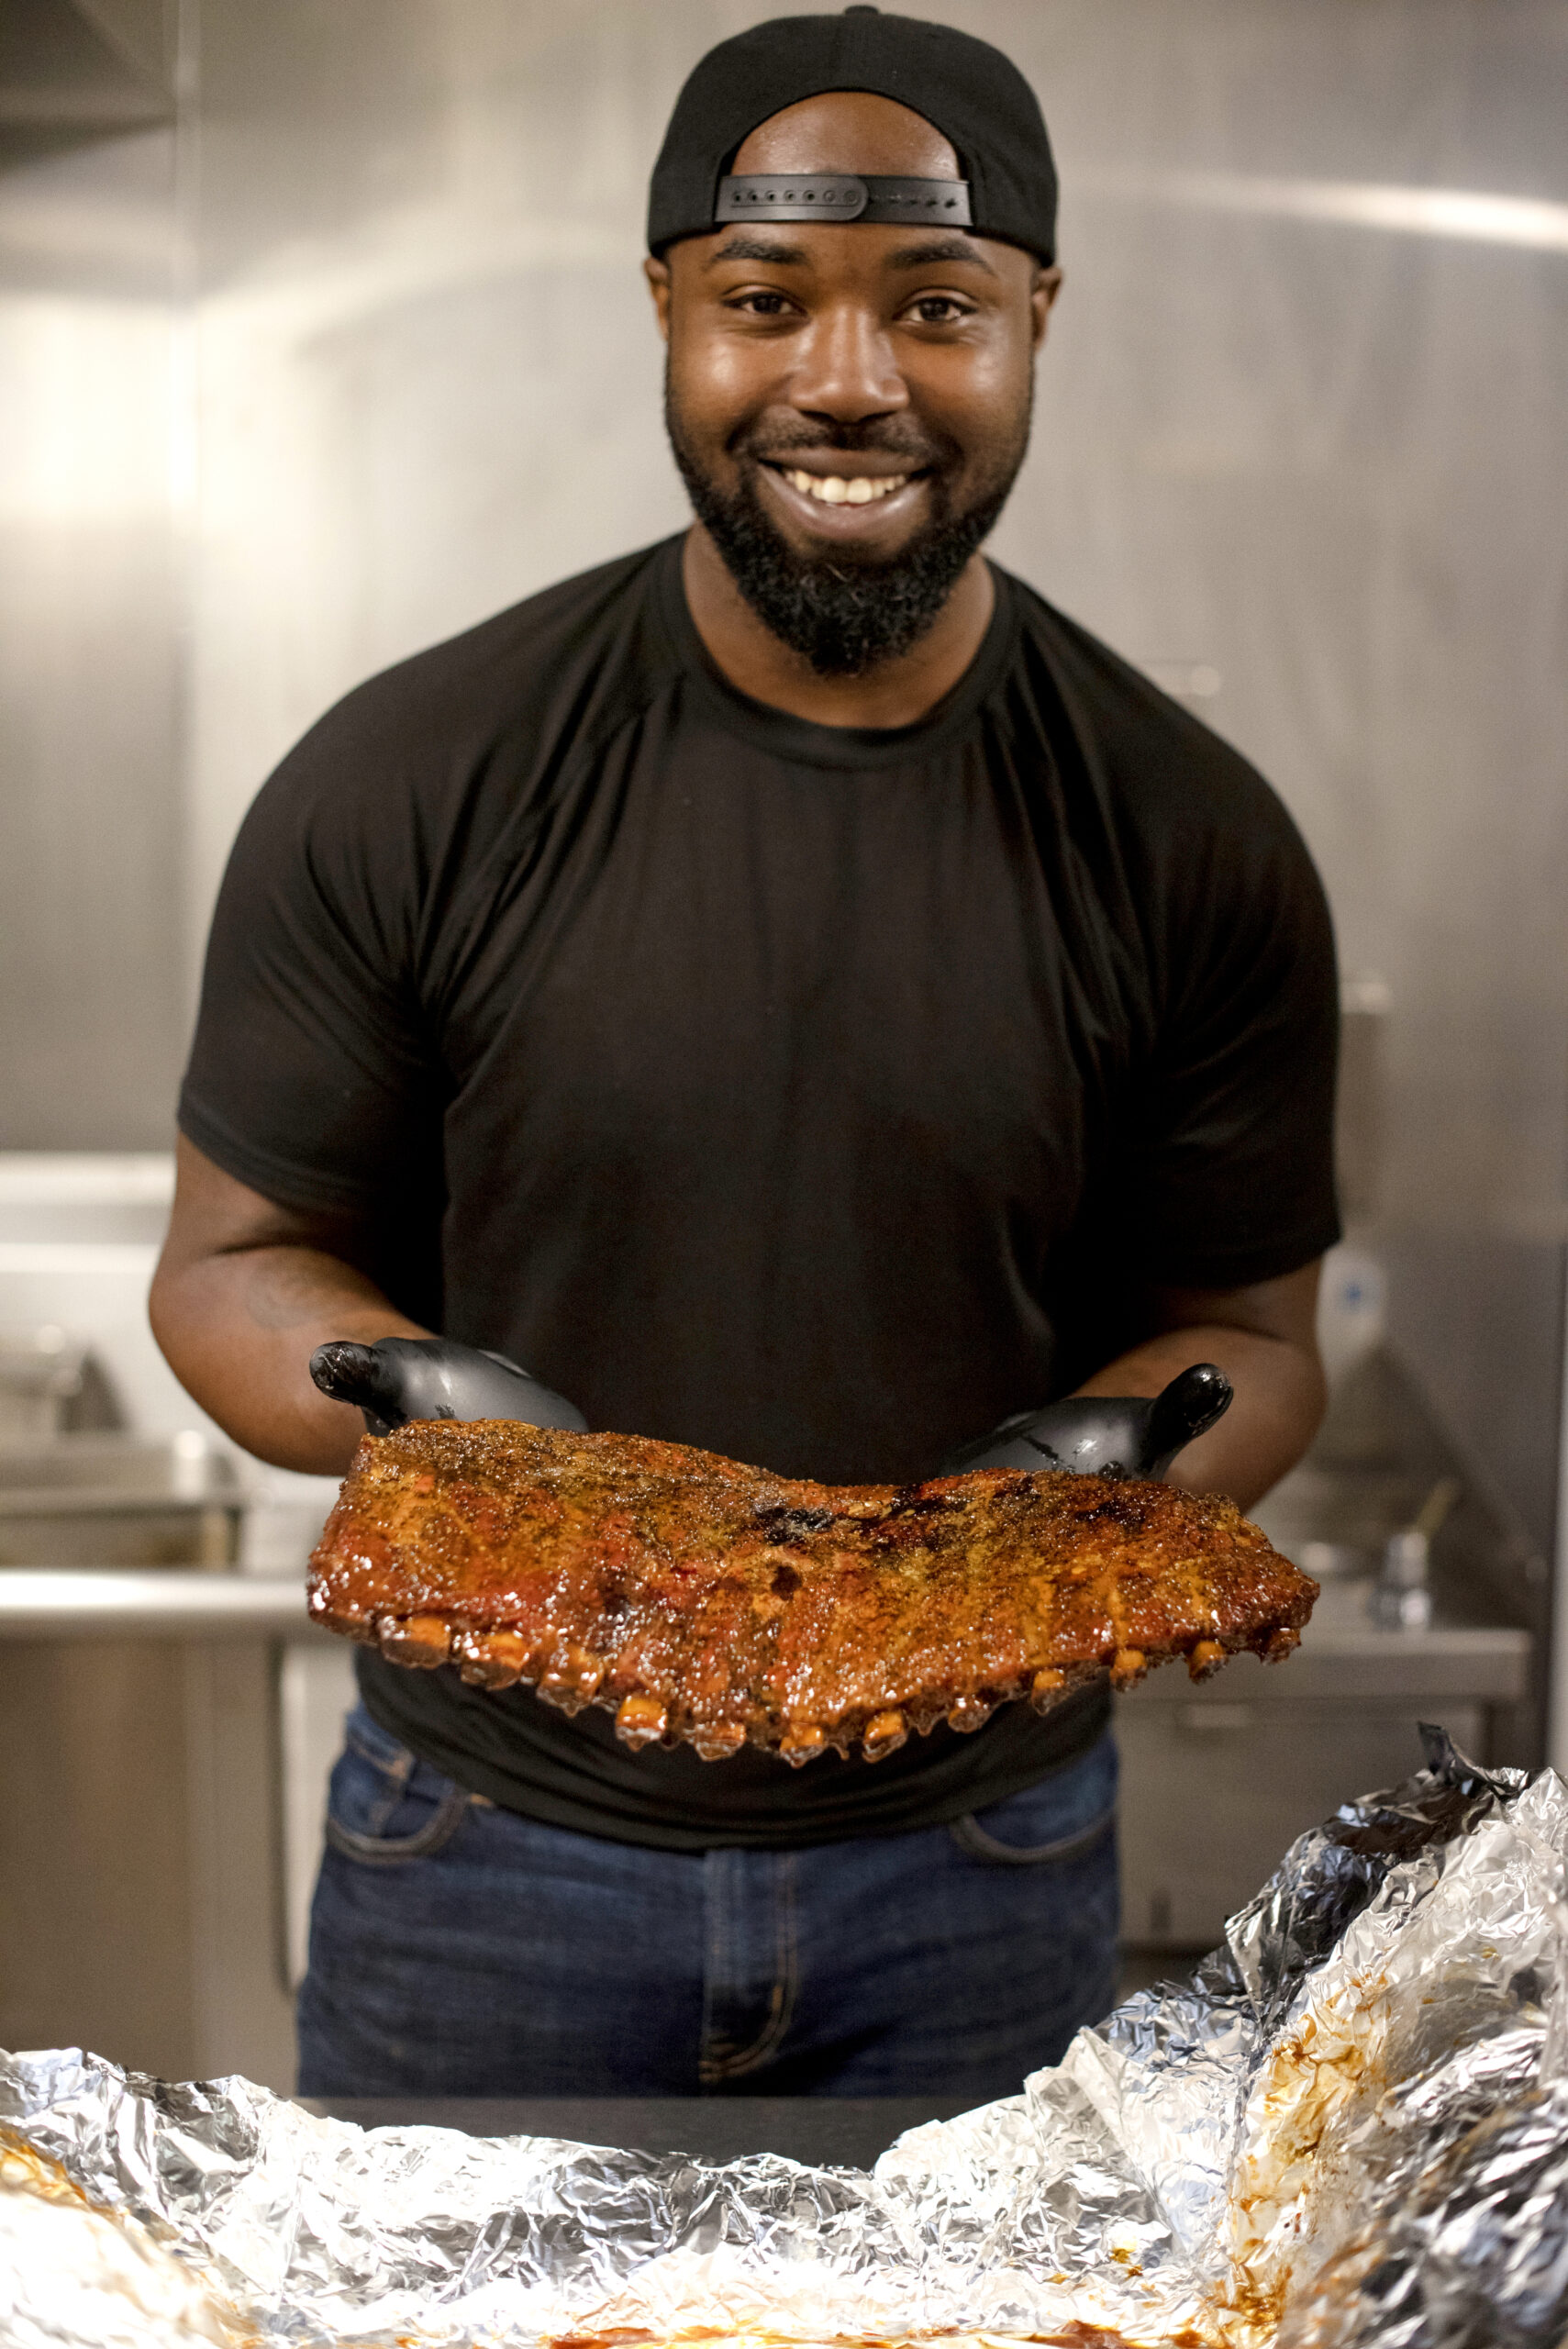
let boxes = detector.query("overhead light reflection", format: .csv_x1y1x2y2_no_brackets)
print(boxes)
205,212,635,347
1078,169,1568,252
0,297,174,523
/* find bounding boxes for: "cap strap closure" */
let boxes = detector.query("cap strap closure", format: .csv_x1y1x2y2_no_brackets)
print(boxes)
716,173,972,227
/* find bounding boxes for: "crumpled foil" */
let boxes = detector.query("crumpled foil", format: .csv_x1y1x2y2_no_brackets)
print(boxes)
2,1726,1566,2349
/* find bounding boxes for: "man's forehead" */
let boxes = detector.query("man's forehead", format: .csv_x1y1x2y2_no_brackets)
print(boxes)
733,91,959,182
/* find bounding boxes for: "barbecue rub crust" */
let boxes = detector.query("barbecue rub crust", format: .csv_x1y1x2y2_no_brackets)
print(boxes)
308,1421,1318,1764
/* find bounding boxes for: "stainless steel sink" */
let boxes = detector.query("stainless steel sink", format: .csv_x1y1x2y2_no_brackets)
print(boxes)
0,1433,246,1566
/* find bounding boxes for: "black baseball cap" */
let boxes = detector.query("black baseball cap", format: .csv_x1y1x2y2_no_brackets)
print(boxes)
648,6,1058,264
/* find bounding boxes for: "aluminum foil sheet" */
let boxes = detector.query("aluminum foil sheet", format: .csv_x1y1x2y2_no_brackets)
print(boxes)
2,1726,1566,2349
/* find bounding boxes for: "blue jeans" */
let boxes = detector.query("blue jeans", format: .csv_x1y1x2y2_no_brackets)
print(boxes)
296,1702,1118,2100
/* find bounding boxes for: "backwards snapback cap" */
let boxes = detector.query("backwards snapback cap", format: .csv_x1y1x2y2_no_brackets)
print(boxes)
648,6,1058,262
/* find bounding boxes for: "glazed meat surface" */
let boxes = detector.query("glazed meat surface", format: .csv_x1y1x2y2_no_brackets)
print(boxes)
308,1421,1318,1765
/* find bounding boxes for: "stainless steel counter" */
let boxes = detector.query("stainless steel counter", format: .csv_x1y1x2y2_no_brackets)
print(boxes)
1153,1576,1529,1705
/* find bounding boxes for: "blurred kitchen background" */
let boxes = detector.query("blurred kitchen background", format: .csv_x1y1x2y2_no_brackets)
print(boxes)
0,0,1564,2086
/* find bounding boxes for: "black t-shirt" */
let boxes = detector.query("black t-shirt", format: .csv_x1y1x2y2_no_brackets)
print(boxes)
181,537,1340,1850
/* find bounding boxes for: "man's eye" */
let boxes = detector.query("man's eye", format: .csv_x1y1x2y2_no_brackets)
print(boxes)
729,291,793,317
907,295,972,325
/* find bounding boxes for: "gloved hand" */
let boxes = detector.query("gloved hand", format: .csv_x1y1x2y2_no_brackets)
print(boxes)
938,1362,1233,1480
310,1335,587,1439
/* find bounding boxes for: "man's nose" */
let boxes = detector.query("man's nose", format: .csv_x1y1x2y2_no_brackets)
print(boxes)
787,303,907,423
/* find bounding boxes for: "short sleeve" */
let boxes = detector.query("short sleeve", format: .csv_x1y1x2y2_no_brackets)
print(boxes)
177,701,444,1222
1128,793,1341,1289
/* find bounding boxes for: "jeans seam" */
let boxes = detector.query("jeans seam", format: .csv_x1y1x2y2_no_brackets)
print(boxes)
342,1720,417,1833
345,1719,414,1776
325,1782,473,1866
697,1852,732,2085
699,1854,799,2084
947,1801,1117,1868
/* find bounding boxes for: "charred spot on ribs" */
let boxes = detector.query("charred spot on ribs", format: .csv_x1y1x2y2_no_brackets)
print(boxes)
753,1503,836,1540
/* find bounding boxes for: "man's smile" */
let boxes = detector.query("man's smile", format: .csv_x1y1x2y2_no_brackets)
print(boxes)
779,467,910,505
755,455,930,536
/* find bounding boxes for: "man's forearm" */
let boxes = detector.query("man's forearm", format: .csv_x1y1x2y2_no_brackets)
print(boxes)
1073,1324,1325,1510
150,1241,428,1474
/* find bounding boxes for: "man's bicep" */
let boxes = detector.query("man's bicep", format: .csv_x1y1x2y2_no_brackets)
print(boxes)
159,1135,368,1272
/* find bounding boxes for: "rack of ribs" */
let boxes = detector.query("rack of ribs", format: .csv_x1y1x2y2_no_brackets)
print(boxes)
308,1421,1318,1765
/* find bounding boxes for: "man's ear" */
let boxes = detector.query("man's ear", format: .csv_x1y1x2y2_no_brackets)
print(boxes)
644,255,673,341
1030,264,1062,353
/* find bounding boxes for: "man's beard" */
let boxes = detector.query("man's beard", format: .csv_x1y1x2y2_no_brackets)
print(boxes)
666,385,1029,679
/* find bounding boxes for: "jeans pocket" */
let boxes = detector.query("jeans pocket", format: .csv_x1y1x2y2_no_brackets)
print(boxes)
326,1709,473,1867
947,1804,1116,1867
947,1736,1118,1867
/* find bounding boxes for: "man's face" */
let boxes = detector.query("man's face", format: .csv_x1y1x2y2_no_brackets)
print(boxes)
647,92,1059,677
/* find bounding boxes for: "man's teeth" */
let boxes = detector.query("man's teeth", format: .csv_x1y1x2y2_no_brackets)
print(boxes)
784,469,909,507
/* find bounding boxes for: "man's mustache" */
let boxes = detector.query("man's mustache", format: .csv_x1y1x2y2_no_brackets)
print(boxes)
733,424,951,468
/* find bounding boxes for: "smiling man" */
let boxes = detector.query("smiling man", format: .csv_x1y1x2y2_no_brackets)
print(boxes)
152,9,1340,2100
658,82,1045,719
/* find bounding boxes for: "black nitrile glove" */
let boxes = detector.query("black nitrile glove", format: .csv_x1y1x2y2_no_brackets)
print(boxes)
938,1362,1233,1480
310,1335,587,1439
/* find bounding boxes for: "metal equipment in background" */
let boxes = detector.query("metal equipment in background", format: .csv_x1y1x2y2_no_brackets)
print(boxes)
1118,1341,1540,1954
0,1429,243,1565
0,1160,322,2091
